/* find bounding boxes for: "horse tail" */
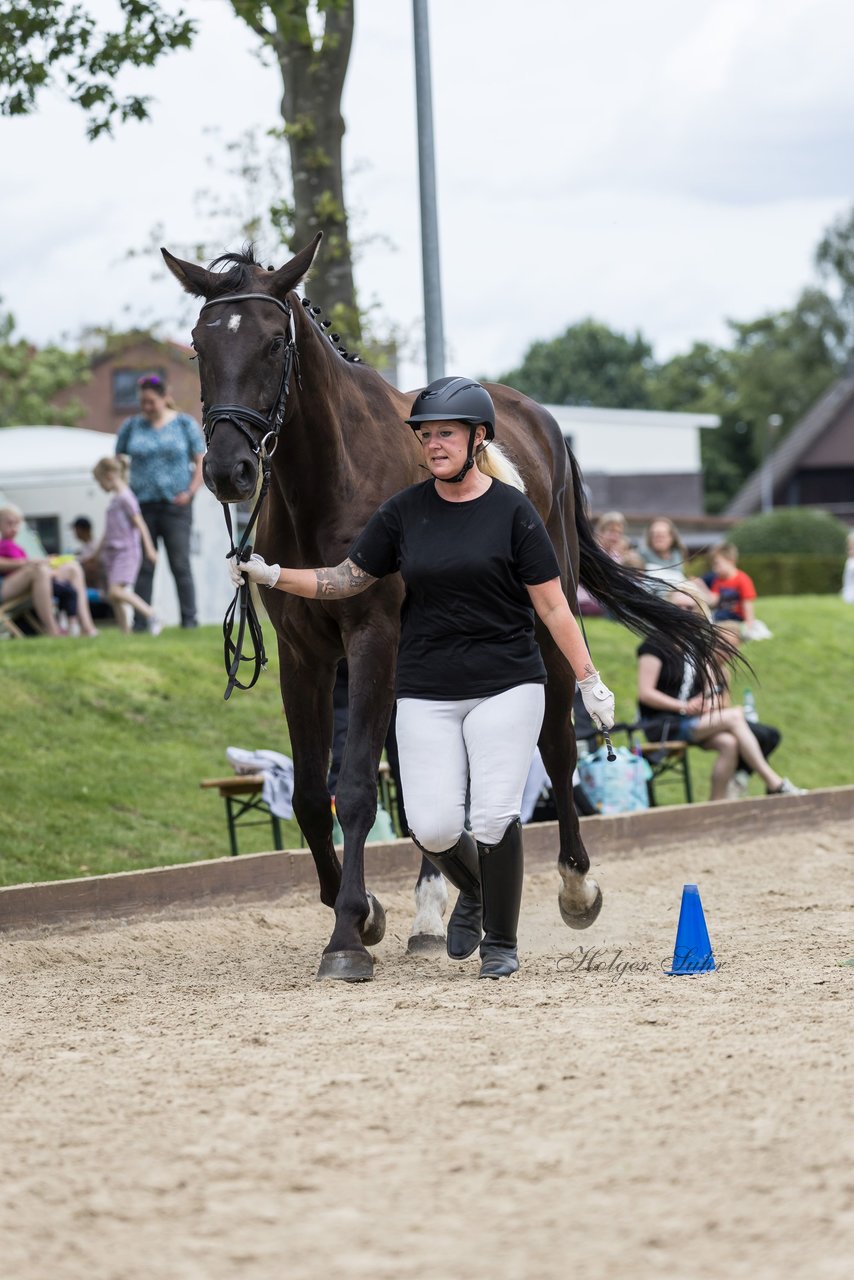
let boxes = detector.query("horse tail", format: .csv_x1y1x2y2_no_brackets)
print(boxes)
567,447,737,684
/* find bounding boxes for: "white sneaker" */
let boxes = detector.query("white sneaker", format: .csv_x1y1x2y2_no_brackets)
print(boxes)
726,769,750,800
150,614,163,637
772,778,806,796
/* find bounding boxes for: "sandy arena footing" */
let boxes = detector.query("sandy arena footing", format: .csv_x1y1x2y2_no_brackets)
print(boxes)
1,804,852,1279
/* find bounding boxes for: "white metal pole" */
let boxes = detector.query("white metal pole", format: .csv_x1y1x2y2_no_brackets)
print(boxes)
412,0,446,382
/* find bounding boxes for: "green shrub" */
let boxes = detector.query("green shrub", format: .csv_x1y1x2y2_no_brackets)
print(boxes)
730,508,848,555
686,552,844,595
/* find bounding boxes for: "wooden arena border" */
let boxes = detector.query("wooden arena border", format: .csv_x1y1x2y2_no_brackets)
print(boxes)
2,787,852,937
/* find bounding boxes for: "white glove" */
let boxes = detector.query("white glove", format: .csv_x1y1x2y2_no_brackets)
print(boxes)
577,671,616,731
228,553,280,589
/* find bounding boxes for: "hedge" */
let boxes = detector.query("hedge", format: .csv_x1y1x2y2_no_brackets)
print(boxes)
687,553,845,595
730,508,848,555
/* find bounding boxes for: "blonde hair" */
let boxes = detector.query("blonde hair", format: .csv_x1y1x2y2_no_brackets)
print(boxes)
596,510,626,533
476,440,525,492
712,541,739,563
93,455,131,484
666,585,712,621
0,503,23,525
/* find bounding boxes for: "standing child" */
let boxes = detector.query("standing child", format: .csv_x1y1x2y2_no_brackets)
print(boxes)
842,531,854,604
92,457,161,634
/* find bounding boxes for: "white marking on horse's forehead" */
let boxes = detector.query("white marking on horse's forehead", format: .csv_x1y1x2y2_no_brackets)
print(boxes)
228,314,242,333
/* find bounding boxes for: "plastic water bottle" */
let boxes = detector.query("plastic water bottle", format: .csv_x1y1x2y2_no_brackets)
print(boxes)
743,689,759,723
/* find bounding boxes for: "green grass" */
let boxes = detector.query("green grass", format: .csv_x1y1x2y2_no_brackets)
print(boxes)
1,627,301,886
1,597,852,886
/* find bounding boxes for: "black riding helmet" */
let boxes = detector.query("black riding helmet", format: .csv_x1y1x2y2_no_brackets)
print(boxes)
405,376,496,483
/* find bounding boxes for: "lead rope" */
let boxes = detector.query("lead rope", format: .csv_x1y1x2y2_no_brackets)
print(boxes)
221,452,272,700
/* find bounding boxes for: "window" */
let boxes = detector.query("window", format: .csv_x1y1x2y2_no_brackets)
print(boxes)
26,515,61,556
112,367,167,409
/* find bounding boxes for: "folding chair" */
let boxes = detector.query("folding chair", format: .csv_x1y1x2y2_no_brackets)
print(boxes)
0,592,44,638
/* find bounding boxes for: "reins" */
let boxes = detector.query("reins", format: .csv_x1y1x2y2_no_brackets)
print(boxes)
197,291,301,700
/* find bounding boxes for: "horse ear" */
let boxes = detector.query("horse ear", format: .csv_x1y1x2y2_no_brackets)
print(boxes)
268,232,323,298
160,248,216,298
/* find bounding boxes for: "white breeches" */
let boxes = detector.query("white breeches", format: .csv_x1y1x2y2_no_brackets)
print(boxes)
396,683,545,850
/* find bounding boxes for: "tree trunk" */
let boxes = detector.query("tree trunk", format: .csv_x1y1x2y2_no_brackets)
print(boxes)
261,2,359,339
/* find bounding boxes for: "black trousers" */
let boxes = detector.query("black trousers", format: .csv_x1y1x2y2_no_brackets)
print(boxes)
133,501,197,629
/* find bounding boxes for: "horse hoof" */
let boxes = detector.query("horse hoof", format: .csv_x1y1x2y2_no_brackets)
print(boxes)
316,949,374,983
406,933,446,956
558,869,603,930
360,892,386,946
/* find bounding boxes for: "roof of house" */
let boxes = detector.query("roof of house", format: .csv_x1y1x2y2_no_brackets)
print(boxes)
1,426,117,481
725,372,854,516
89,334,194,369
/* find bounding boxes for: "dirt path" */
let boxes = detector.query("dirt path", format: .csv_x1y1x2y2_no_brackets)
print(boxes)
2,821,853,1280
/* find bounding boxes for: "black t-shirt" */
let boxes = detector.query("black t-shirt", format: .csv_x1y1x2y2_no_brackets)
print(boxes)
637,636,702,721
348,479,560,699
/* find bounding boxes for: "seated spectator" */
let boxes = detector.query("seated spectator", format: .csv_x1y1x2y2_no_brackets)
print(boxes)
68,515,103,593
580,511,644,615
594,511,644,569
69,516,95,556
636,588,803,800
699,541,757,627
92,457,161,635
638,517,688,593
0,504,98,637
842,531,854,604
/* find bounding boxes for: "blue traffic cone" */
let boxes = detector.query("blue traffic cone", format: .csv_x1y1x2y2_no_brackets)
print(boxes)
668,884,715,975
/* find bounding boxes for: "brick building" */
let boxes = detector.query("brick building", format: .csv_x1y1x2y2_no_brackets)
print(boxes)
54,332,200,435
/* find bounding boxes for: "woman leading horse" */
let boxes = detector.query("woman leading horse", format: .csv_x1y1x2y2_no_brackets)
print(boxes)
231,376,616,980
162,234,730,983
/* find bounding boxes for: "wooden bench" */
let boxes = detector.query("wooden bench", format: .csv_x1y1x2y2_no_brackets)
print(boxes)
202,759,401,857
200,775,287,857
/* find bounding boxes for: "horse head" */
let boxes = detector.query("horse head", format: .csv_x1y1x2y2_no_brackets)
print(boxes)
161,234,322,503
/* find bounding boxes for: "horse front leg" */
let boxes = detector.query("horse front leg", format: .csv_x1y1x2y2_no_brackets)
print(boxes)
537,638,603,930
278,638,342,911
316,624,396,983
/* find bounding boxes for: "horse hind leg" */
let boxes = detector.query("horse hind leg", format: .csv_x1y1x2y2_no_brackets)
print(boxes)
537,640,603,930
407,854,448,955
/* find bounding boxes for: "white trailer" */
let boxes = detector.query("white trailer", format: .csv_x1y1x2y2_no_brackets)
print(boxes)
0,426,233,627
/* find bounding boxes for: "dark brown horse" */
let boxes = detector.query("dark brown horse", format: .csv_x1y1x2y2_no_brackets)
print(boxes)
163,235,726,983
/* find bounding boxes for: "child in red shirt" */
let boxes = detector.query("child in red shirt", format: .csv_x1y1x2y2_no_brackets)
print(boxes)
702,542,757,625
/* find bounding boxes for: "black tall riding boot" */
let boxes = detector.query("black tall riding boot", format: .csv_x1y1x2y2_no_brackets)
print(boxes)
477,818,524,979
410,830,482,959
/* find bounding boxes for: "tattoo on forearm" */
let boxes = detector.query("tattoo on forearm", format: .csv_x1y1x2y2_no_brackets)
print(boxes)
583,663,595,677
314,558,377,599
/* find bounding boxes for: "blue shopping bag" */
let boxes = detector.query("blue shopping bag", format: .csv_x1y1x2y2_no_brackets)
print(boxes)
576,746,652,816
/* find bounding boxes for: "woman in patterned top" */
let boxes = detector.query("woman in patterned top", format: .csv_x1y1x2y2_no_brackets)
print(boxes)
115,374,206,629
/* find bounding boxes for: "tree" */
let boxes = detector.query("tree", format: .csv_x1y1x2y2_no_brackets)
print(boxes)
651,289,844,511
496,319,657,408
815,205,854,357
0,1,361,335
0,304,89,428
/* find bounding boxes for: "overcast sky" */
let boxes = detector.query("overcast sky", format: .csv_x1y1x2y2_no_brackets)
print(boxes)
3,0,854,389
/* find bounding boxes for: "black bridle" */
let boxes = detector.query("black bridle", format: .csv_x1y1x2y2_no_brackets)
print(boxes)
197,291,301,700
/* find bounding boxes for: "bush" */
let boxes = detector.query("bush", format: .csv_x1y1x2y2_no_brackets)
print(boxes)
730,508,848,555
686,552,844,595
